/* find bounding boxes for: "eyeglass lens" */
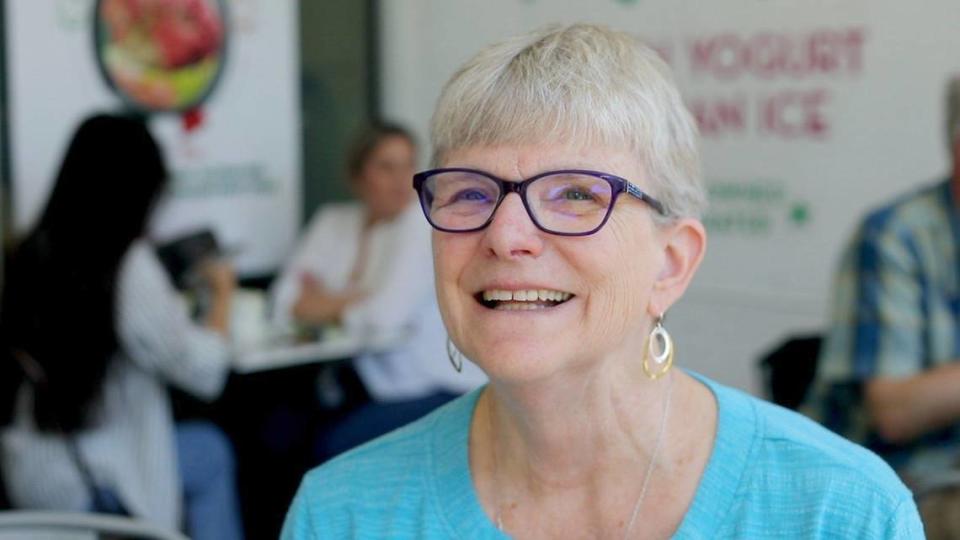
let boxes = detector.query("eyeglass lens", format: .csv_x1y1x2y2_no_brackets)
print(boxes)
421,171,614,234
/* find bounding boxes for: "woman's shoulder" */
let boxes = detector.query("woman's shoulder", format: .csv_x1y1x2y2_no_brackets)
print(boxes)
119,240,168,286
282,390,482,536
309,201,363,222
305,412,439,489
307,389,476,485
697,375,922,536
116,240,186,308
292,202,365,253
710,376,904,486
749,389,898,477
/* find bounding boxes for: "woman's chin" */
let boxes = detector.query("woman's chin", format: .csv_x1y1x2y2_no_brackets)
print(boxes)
467,342,571,384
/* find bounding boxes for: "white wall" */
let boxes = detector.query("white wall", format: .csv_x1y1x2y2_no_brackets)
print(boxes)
6,0,301,275
380,0,960,393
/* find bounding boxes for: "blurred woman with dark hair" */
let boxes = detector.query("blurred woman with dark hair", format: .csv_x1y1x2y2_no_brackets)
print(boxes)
0,113,243,540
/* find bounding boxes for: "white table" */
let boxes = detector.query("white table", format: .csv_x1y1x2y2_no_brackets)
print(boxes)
232,329,406,374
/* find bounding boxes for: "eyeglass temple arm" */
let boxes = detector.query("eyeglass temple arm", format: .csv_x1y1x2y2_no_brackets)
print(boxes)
625,182,668,216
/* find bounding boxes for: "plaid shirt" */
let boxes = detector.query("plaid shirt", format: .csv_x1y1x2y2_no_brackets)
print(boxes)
811,178,960,472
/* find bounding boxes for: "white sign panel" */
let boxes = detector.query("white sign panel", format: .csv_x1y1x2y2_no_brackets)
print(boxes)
6,0,301,275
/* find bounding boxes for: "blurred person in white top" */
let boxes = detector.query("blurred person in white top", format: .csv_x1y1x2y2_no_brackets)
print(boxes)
271,122,486,457
0,113,242,540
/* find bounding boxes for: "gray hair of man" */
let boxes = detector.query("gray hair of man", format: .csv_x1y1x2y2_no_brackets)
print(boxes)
429,23,707,222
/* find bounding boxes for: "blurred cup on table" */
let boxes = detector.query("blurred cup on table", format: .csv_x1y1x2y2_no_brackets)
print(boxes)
231,288,269,351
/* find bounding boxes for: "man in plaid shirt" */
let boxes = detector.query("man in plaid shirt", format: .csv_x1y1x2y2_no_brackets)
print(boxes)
812,78,960,479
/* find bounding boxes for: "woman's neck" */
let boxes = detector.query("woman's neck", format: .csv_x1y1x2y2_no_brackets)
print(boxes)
486,365,671,484
472,365,716,537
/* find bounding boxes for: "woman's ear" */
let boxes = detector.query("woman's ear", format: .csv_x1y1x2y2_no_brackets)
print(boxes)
648,218,707,317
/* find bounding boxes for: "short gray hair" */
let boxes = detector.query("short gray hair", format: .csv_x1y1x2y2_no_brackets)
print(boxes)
430,23,706,220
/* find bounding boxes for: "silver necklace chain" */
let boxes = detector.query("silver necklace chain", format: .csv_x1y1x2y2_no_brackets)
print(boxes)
622,370,673,539
491,371,675,539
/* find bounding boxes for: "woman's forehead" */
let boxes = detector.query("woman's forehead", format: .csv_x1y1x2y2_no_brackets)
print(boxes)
439,143,646,181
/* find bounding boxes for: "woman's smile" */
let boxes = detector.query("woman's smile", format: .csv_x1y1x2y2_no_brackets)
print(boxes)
476,287,575,310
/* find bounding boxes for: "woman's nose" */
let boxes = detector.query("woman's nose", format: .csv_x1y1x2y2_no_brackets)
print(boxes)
481,193,544,260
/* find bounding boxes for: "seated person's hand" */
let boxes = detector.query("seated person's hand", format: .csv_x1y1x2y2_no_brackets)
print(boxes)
198,259,237,296
292,273,365,325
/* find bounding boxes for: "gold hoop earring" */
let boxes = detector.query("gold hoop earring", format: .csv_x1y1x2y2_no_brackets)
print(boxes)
446,337,463,373
642,314,674,380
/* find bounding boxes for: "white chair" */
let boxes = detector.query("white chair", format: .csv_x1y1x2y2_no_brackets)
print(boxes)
0,510,188,540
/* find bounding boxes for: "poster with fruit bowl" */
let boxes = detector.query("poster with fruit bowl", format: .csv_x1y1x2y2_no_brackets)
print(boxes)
95,0,228,112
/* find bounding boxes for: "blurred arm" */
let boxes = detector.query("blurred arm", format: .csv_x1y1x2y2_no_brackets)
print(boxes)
291,273,365,325
866,364,960,443
850,225,955,444
197,258,236,335
117,242,231,400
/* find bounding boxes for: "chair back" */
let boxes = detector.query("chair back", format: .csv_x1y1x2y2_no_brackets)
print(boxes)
758,335,822,410
0,511,188,540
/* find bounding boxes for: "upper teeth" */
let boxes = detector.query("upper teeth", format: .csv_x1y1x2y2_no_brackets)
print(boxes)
482,289,572,302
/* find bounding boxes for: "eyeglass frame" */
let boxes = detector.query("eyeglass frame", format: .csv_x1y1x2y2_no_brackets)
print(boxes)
412,167,669,237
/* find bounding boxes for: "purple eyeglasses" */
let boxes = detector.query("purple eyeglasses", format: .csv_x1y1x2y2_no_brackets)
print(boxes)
412,168,668,236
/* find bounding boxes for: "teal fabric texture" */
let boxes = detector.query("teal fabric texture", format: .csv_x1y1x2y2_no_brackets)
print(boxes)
282,373,923,539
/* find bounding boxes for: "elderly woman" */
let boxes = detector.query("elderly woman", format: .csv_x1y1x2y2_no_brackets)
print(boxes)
282,24,923,538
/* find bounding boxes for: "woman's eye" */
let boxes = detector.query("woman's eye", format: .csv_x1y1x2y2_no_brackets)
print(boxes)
454,190,491,202
561,189,594,201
